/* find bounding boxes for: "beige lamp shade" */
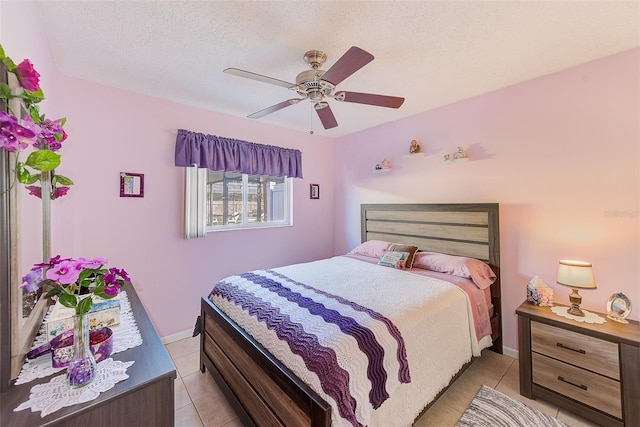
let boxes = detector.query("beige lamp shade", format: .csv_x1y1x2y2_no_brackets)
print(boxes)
556,260,596,289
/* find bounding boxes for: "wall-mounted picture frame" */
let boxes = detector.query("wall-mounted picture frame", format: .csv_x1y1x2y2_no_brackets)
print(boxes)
120,172,144,198
310,184,320,200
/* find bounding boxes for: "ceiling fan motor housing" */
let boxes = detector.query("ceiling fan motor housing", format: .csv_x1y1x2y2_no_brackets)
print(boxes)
295,69,335,100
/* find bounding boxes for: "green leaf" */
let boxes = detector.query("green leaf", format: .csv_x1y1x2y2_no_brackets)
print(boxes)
2,57,16,71
0,83,11,99
25,88,45,102
25,150,60,172
44,288,61,300
55,174,73,186
76,296,93,315
29,106,40,123
0,45,5,61
16,164,30,184
58,293,78,309
78,269,93,281
24,173,41,185
93,283,108,299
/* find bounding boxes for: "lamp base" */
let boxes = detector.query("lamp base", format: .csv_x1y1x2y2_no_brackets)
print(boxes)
567,304,585,317
567,287,585,317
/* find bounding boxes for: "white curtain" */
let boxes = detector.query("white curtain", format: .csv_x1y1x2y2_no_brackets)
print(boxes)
184,166,207,239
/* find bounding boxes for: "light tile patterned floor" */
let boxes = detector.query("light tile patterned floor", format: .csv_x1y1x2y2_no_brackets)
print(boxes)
165,336,600,427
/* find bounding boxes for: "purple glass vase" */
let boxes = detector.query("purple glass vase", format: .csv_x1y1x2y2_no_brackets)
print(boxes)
67,313,97,388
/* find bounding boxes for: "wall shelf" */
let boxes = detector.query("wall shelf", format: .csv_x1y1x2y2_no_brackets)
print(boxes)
373,168,392,173
402,152,426,159
442,157,469,164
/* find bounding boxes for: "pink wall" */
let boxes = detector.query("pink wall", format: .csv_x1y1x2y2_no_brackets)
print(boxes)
1,2,336,339
333,48,640,352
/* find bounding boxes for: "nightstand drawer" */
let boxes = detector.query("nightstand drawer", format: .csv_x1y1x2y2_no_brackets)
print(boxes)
531,321,619,379
533,352,622,418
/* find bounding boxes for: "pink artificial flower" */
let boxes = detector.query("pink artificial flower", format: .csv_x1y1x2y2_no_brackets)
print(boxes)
46,259,81,285
0,112,36,152
54,186,69,199
77,257,108,270
34,118,66,151
25,186,42,198
14,59,41,92
20,269,42,293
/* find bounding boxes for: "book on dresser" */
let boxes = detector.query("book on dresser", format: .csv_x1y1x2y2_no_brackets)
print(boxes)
516,301,640,427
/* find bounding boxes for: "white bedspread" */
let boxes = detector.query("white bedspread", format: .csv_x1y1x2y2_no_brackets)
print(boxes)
210,256,487,427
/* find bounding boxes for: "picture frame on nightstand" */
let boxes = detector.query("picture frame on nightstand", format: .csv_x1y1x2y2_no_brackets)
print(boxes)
607,292,631,324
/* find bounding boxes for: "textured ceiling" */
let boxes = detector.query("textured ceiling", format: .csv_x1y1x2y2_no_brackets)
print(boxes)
36,1,639,137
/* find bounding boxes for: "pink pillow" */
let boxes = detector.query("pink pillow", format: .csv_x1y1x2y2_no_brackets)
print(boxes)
412,252,497,289
347,240,391,258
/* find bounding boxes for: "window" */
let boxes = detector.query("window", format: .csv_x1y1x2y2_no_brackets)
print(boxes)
205,170,291,230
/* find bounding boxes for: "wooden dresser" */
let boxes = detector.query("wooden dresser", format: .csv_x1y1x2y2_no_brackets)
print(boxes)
0,285,176,426
517,302,640,427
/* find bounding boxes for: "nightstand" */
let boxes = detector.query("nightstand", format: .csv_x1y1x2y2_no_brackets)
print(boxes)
517,302,640,427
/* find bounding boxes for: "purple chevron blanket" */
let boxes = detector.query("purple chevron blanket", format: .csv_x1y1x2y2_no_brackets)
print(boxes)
209,268,411,427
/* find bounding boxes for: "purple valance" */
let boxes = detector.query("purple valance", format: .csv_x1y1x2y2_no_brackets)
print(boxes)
174,129,303,178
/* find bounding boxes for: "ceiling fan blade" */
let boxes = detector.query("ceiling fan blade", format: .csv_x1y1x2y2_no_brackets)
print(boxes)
315,103,338,129
321,46,374,86
224,68,295,89
335,91,405,108
247,99,303,119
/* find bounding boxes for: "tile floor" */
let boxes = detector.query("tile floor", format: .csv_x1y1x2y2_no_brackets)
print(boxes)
165,336,600,427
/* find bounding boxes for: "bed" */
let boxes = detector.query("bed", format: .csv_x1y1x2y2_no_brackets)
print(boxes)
199,203,501,426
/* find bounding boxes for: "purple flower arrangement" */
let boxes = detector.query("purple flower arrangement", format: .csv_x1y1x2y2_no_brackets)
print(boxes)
0,44,72,199
20,256,129,316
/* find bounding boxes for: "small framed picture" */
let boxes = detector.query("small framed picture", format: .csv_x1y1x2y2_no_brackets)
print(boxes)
120,172,144,198
310,184,320,200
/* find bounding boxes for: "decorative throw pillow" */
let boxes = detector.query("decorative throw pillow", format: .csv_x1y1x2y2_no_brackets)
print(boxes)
347,240,391,258
388,244,419,268
412,252,497,289
378,251,410,270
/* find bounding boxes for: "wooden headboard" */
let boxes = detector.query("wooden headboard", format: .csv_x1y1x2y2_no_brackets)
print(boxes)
361,203,502,353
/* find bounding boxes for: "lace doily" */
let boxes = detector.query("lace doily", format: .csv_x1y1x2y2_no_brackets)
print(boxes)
551,305,606,324
14,358,134,417
15,292,143,385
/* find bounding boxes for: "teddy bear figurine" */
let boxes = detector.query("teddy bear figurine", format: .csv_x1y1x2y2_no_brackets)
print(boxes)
409,139,420,154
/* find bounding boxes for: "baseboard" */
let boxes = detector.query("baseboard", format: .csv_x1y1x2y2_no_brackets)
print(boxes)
161,329,193,344
503,345,518,359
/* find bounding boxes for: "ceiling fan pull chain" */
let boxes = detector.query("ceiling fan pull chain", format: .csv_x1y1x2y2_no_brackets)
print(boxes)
309,102,314,135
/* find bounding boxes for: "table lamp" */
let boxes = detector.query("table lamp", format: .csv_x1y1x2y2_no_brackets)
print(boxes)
556,260,596,317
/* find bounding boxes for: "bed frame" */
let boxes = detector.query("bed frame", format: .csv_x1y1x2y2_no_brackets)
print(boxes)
200,203,501,426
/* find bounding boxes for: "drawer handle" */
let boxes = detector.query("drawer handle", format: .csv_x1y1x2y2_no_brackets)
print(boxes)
556,343,586,354
558,376,588,391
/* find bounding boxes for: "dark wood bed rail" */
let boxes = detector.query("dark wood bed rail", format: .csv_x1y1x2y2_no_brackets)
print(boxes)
201,298,331,427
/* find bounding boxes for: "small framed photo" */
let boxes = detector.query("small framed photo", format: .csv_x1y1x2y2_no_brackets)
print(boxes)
120,172,144,198
310,184,320,200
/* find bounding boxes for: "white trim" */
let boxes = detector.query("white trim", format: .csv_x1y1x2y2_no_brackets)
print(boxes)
161,328,194,344
502,345,518,359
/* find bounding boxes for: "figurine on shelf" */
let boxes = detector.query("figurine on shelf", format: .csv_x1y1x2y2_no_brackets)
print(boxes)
453,146,467,160
409,140,421,154
381,158,391,169
375,164,382,170
443,154,451,161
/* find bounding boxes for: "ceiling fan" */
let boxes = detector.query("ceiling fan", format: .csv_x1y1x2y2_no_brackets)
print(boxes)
224,46,405,130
